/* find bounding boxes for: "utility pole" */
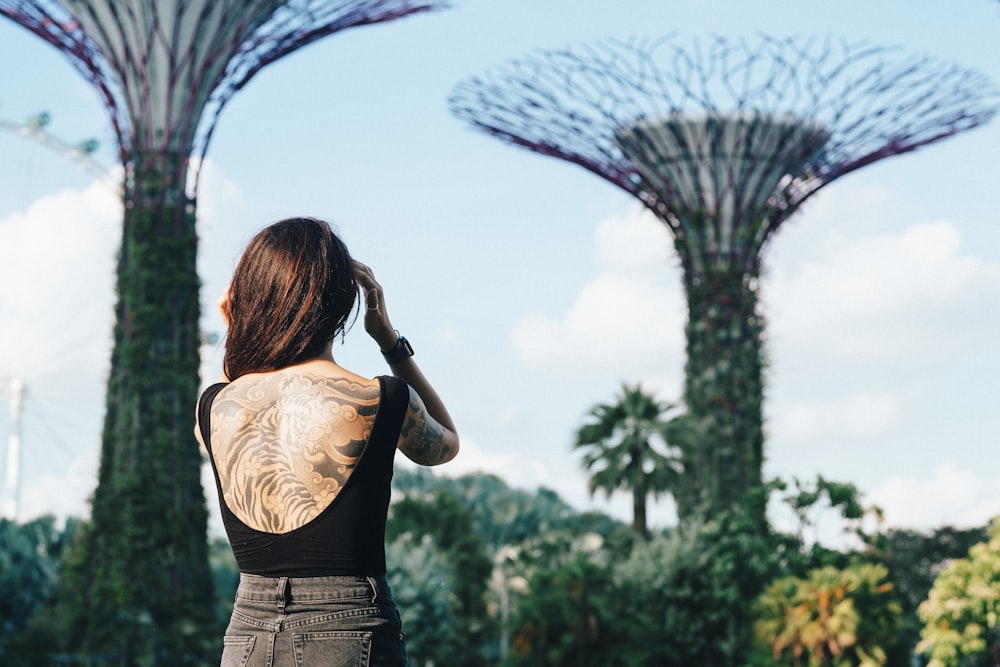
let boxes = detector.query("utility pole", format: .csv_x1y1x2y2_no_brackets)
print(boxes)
1,377,24,521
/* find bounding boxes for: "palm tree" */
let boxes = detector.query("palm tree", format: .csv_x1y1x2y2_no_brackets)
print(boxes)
574,384,688,537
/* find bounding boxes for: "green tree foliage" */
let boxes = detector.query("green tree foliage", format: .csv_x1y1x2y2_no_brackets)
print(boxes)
387,533,461,667
754,564,901,667
0,517,239,667
750,476,966,667
602,477,874,667
391,469,638,664
392,467,631,549
627,487,794,667
500,485,797,667
387,466,956,667
574,383,688,536
208,538,241,636
503,532,628,667
776,476,884,573
500,482,791,667
0,516,81,663
784,477,867,534
438,474,576,548
878,526,989,618
607,531,689,666
871,525,988,664
391,468,831,667
11,458,946,667
387,487,493,665
917,520,1000,667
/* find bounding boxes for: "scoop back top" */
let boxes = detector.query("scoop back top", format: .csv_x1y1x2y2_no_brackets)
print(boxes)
197,374,409,577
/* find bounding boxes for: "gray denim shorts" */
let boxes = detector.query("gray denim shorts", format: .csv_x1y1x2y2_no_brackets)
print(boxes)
221,573,407,667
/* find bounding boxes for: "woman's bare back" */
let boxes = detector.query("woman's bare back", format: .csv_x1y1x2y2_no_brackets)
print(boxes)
206,363,382,534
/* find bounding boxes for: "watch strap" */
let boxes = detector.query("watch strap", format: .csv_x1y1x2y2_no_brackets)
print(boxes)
382,335,414,364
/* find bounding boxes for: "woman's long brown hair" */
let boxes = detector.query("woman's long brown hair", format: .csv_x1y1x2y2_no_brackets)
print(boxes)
224,217,358,380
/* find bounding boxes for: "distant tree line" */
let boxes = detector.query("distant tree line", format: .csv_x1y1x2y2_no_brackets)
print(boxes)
0,468,993,667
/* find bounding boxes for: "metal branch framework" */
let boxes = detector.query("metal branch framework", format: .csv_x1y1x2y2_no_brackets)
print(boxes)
1,0,445,194
451,35,996,271
450,35,998,520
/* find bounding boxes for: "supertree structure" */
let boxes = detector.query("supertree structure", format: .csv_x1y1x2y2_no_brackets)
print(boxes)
0,1,445,662
450,35,997,523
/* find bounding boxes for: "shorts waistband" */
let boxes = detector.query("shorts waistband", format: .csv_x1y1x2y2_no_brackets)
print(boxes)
236,573,392,607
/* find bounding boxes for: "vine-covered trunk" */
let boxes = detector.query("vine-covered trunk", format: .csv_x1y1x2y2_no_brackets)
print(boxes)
76,150,216,664
676,265,765,523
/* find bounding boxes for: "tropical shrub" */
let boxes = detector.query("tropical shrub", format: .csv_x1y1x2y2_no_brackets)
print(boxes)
917,520,1000,667
755,563,901,667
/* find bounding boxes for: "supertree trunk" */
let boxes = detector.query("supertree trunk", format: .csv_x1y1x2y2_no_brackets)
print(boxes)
679,262,765,518
82,151,210,660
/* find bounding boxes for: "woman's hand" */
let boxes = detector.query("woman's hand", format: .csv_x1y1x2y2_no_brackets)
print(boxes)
353,260,398,351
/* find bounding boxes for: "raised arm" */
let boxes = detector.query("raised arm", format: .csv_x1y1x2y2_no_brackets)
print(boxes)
354,261,459,465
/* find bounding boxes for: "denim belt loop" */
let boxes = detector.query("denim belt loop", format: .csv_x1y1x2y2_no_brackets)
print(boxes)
367,576,379,604
276,576,290,613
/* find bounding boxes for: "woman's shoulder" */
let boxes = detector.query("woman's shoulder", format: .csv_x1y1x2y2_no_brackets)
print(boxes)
220,360,381,406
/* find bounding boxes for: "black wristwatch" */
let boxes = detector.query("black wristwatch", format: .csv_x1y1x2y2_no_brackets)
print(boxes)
382,334,414,364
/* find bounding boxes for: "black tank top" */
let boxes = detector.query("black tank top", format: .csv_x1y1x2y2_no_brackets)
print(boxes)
197,375,409,577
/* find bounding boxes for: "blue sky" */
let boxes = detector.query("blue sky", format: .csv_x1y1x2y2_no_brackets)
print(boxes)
0,0,998,541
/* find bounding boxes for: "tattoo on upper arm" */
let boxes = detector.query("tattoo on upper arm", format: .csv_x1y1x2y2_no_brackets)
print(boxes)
399,390,452,465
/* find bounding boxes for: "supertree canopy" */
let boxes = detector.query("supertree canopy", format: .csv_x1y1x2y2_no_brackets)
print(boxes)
450,35,997,522
2,0,445,186
0,1,445,662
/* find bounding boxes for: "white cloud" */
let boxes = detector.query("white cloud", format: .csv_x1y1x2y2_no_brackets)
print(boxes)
771,390,903,441
430,321,460,348
0,175,118,523
193,157,250,240
19,449,99,523
758,184,1000,530
767,195,1000,371
0,175,119,381
592,207,675,273
196,159,255,303
0,160,251,523
869,463,1000,530
424,434,545,482
195,158,256,386
510,207,687,387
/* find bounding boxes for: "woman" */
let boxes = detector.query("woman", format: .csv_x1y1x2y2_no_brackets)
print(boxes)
194,216,459,666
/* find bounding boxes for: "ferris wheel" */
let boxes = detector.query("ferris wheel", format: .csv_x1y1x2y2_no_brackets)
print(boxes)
0,106,106,180
0,105,112,523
